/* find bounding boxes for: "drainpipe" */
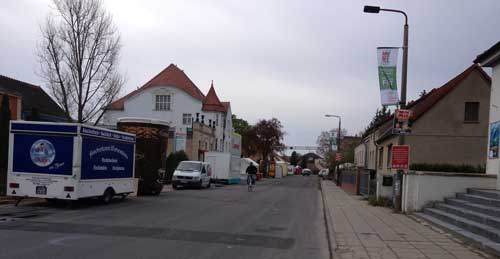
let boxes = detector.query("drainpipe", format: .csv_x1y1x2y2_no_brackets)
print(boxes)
374,135,380,199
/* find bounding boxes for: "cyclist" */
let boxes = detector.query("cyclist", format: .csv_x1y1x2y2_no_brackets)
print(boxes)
246,162,258,190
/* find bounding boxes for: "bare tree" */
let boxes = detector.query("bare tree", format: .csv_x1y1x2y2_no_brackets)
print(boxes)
37,0,123,124
316,128,347,155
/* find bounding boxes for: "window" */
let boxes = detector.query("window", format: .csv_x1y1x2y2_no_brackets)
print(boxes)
464,102,479,122
378,148,384,169
155,95,171,111
216,114,219,126
387,144,392,168
182,114,192,125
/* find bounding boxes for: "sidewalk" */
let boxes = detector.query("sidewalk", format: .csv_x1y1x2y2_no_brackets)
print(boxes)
321,180,490,259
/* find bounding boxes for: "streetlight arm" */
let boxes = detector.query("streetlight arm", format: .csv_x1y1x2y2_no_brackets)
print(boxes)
380,8,408,25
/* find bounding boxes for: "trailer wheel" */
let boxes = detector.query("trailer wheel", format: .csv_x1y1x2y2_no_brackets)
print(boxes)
101,188,114,204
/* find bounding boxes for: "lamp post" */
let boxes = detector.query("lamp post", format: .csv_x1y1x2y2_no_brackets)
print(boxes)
364,5,409,212
325,114,341,185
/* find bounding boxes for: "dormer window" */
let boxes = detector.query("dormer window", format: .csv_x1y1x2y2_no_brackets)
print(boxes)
155,94,171,111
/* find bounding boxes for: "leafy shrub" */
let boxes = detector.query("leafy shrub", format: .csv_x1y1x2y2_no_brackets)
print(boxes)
164,151,189,184
367,195,393,207
410,163,485,174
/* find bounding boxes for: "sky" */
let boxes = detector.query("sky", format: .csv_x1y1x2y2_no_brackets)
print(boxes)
0,0,499,147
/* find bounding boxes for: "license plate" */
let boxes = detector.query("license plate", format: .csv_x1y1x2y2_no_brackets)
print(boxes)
180,180,188,184
36,186,47,195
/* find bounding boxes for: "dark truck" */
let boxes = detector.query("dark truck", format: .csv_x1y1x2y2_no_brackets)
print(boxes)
118,118,169,195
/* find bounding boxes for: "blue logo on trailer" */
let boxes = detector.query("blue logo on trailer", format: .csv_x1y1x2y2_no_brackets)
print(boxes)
12,134,74,175
30,139,56,167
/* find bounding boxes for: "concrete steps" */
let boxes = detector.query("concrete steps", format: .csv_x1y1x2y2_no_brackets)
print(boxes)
416,188,500,257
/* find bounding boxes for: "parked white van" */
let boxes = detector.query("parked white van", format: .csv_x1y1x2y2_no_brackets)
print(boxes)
172,161,212,189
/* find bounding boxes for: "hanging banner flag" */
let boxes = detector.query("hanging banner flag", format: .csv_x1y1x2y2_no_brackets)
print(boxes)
377,47,400,106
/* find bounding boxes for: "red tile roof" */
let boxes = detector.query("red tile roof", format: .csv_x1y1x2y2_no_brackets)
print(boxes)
107,64,205,110
202,82,227,112
221,101,230,112
407,64,490,122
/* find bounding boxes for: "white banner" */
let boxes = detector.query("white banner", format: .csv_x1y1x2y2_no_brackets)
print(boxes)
377,47,399,106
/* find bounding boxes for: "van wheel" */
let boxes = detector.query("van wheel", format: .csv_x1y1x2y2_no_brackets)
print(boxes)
101,189,114,204
207,181,211,188
198,180,204,189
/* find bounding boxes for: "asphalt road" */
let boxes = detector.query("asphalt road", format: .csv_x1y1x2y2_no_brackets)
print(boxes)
0,175,329,259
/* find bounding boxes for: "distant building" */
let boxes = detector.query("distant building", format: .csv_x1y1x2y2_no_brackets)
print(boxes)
102,64,234,156
299,152,324,172
0,75,67,121
355,65,491,198
475,41,500,186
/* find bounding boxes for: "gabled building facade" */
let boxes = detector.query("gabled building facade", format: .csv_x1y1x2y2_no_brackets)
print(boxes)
102,64,234,156
355,64,491,198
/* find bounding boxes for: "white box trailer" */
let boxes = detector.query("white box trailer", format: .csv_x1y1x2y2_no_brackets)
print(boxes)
205,151,240,184
7,121,136,203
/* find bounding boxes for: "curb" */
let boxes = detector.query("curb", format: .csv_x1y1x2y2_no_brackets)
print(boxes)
320,179,336,259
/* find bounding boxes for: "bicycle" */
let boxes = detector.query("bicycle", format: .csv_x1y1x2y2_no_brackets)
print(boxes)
247,174,255,192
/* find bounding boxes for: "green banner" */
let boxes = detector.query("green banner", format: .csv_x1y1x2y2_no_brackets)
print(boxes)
377,47,399,106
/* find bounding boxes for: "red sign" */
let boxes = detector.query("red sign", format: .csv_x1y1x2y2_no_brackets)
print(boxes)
395,109,412,121
391,145,410,170
335,153,343,161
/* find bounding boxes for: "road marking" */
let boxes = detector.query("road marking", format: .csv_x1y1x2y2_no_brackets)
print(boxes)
48,234,86,246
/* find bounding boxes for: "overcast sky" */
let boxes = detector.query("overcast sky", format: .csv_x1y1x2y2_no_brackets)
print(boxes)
1,0,499,147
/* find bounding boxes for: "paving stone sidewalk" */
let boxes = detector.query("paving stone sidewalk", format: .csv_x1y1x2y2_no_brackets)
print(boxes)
321,180,492,259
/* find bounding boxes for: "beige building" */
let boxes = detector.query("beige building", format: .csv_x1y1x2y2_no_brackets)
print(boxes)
168,121,216,161
355,64,491,198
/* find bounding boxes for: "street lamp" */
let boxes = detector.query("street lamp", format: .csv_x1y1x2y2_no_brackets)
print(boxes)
363,5,408,110
325,114,341,185
364,5,409,212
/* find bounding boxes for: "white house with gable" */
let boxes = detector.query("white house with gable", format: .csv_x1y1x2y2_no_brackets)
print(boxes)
475,41,500,188
102,63,234,153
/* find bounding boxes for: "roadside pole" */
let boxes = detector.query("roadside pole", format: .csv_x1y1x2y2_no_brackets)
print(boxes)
325,114,341,185
395,17,409,212
363,6,409,212
336,118,342,186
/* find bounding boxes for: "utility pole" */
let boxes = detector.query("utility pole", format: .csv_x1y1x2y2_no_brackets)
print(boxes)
325,114,341,185
364,5,409,212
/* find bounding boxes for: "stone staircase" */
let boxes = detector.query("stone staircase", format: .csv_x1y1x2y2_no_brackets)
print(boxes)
416,188,500,256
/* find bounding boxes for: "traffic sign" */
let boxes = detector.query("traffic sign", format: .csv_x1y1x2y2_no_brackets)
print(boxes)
395,109,411,121
391,145,410,170
393,109,412,135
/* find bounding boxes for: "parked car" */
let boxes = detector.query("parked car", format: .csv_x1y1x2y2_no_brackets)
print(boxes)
302,169,312,176
319,169,329,179
172,161,212,189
